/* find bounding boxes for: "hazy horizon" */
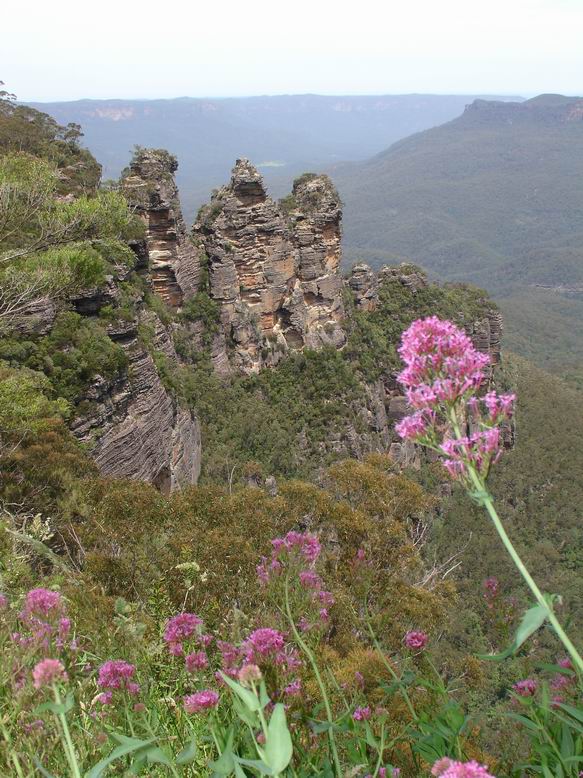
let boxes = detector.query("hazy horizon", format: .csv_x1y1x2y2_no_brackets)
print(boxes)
5,0,583,102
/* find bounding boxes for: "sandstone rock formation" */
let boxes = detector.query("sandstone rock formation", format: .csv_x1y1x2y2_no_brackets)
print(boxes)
194,160,345,372
69,270,201,493
122,149,200,308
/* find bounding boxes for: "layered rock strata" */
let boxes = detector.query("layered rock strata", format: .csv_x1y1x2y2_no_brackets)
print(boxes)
194,160,345,372
69,273,201,493
122,149,200,308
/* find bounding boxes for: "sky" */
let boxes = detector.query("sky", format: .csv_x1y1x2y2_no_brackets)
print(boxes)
4,0,583,102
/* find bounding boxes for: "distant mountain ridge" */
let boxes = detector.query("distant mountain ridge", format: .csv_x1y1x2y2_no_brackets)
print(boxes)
334,94,583,372
27,93,521,219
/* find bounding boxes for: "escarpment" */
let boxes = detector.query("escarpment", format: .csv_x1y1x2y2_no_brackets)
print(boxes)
194,160,345,373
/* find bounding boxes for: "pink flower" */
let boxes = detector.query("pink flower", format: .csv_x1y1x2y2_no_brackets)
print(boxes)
32,658,67,689
183,690,219,714
0,593,8,610
432,758,496,777
283,678,302,696
98,660,138,695
404,630,428,650
244,628,285,660
512,678,537,697
238,664,262,686
353,706,371,721
22,589,63,619
163,613,203,654
271,531,321,565
395,411,429,441
299,570,322,589
185,651,208,672
96,691,113,705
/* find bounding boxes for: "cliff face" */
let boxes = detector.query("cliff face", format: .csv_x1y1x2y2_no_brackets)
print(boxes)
194,160,345,373
121,149,201,308
69,278,201,493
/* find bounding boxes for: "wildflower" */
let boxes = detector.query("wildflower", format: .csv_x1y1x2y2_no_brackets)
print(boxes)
244,628,285,660
218,640,243,672
238,664,262,687
96,691,113,705
512,678,537,697
319,608,329,622
395,317,514,482
353,706,371,721
98,660,139,695
299,570,322,589
404,630,428,650
32,658,67,689
432,758,496,777
283,678,302,696
183,690,219,714
317,590,335,606
163,613,203,655
271,531,321,565
133,702,146,713
22,589,64,619
23,719,44,735
185,651,208,672
354,671,365,689
0,593,8,610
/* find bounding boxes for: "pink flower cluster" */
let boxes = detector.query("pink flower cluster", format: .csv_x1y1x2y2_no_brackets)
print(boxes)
512,678,537,698
404,630,428,650
163,612,203,655
256,532,333,628
32,658,67,689
15,588,75,654
432,758,496,778
183,689,219,714
395,317,515,482
97,660,139,704
257,531,322,585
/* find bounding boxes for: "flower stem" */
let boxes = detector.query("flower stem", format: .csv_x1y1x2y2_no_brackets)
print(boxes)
53,686,81,778
447,408,583,672
364,606,418,722
284,576,342,778
467,464,583,674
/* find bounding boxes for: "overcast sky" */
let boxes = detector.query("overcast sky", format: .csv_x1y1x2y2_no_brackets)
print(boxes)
4,0,583,102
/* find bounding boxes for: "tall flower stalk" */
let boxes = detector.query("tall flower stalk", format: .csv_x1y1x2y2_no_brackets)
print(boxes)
395,316,583,674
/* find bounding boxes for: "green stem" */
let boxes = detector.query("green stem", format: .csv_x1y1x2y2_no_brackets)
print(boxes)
364,604,418,722
372,724,385,777
284,576,342,778
53,686,81,778
0,719,25,778
449,410,583,674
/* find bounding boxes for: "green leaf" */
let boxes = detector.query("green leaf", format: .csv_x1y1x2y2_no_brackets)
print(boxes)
478,602,549,661
264,703,293,773
175,739,198,765
85,737,156,778
219,670,261,711
235,756,275,774
143,746,172,766
515,604,549,647
209,728,236,775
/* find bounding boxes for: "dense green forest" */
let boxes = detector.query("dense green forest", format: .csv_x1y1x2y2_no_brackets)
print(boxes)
335,94,583,375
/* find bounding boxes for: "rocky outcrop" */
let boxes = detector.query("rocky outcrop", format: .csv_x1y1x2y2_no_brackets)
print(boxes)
70,307,201,493
194,160,345,373
121,149,201,308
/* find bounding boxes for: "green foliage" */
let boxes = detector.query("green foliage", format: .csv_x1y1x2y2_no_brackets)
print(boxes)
0,91,101,193
0,312,128,405
336,95,583,372
344,273,493,382
0,363,69,436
